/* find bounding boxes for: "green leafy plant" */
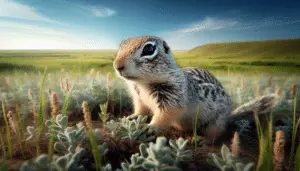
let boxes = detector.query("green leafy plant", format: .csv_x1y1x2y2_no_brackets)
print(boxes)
121,136,192,171
106,116,155,143
99,102,109,125
209,144,255,171
20,148,85,171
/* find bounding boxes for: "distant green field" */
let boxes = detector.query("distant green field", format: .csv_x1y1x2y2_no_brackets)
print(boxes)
1,38,300,76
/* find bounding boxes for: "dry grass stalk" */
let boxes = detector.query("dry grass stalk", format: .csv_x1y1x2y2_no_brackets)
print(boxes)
28,88,37,124
231,131,241,156
50,92,60,121
290,84,297,99
7,111,17,135
82,101,92,130
60,78,65,91
106,72,111,90
65,78,70,93
273,130,285,171
241,78,245,92
267,76,273,88
28,88,34,101
96,70,101,79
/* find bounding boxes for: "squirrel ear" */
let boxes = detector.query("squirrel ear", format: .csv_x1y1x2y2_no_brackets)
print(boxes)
162,41,170,54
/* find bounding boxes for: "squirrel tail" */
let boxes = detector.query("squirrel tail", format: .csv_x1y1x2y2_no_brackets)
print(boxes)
231,94,279,117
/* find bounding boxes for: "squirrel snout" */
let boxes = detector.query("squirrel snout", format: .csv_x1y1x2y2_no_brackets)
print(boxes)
114,62,125,72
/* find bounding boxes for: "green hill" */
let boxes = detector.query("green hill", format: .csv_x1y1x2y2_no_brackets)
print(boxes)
187,38,300,59
174,38,300,75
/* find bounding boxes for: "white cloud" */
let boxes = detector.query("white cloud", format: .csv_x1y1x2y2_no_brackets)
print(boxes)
179,17,238,33
0,0,63,24
0,21,117,49
74,3,116,18
91,7,116,17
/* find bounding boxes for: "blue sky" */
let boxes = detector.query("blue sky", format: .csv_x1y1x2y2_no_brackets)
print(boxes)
0,0,300,50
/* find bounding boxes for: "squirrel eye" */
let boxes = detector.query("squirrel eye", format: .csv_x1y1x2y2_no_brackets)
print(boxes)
141,44,156,57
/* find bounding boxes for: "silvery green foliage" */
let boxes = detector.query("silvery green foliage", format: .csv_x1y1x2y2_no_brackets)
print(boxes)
106,116,155,142
97,142,109,157
121,137,192,171
20,148,85,171
45,114,85,154
209,144,255,171
0,160,8,171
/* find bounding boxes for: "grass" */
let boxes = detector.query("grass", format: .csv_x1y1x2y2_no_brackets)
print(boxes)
254,112,273,171
36,68,47,156
289,92,300,169
1,100,12,159
1,38,300,76
0,39,300,170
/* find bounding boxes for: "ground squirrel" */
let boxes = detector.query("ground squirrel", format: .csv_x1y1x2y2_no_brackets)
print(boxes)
113,36,277,143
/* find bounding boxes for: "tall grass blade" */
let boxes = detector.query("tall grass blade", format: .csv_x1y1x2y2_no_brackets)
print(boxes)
254,112,273,171
88,130,101,171
48,119,55,160
36,67,47,155
0,134,6,159
62,91,72,116
15,104,24,157
289,91,298,169
2,100,12,159
295,143,300,171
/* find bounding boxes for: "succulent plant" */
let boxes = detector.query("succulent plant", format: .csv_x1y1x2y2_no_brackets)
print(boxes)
20,148,85,171
106,116,155,143
45,114,85,154
121,136,192,171
209,144,255,171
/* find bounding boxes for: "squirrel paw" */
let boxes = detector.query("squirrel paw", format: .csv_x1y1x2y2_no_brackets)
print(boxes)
126,113,140,120
140,123,163,137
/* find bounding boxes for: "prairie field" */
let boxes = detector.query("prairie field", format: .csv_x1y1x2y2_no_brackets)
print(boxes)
0,39,300,171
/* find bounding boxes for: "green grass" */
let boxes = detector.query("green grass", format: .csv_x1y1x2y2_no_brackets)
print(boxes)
1,100,12,159
36,68,47,156
0,38,300,75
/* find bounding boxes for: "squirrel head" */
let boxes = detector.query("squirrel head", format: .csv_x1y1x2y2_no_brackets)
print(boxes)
113,36,178,83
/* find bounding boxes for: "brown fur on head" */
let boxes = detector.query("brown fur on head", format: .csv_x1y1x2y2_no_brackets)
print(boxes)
113,36,178,83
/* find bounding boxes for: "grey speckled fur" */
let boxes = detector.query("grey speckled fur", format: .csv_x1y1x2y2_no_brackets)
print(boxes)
113,36,278,137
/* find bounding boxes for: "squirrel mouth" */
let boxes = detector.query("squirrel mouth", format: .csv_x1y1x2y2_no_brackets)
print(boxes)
123,75,138,80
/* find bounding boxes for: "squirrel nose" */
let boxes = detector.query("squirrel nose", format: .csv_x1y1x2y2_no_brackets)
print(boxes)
116,64,125,72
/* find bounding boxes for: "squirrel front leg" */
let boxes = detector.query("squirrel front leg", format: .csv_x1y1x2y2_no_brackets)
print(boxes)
127,94,151,119
148,107,183,133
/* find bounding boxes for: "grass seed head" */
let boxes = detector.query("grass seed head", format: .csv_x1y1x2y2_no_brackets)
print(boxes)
273,130,285,171
231,131,240,156
290,84,297,99
7,110,17,135
82,101,92,130
50,92,60,121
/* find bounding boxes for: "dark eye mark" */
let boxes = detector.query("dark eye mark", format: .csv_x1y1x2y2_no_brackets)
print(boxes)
141,44,156,57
